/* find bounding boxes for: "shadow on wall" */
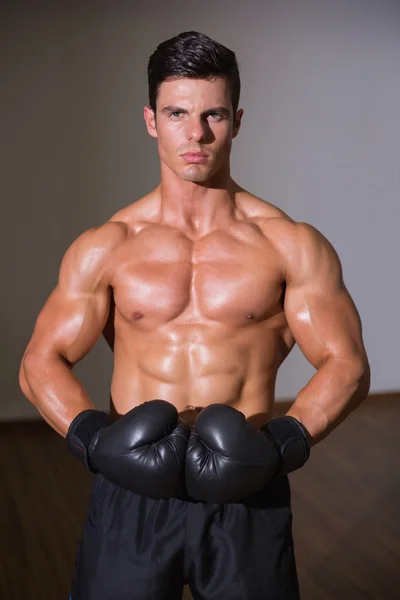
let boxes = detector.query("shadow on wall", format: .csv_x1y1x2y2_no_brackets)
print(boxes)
2,8,154,420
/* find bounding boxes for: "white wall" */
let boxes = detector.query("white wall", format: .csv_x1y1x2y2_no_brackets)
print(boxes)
2,0,399,420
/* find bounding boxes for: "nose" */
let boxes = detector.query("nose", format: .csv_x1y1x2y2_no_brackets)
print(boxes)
186,115,208,143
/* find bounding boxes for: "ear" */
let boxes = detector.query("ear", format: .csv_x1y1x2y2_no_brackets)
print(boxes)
232,108,244,139
143,106,157,138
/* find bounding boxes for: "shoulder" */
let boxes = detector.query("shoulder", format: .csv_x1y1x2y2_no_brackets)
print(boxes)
288,222,342,277
253,214,342,283
65,221,129,262
274,221,343,285
237,189,293,221
59,221,129,291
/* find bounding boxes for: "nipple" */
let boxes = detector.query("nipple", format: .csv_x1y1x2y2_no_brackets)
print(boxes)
246,312,255,320
133,311,144,321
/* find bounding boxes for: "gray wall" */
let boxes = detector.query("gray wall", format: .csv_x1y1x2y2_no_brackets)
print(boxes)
2,1,399,420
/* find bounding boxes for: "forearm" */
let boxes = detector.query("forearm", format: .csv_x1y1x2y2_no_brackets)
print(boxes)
286,357,370,446
20,353,96,437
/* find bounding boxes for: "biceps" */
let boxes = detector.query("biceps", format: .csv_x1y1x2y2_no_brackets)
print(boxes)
284,284,366,369
25,286,111,365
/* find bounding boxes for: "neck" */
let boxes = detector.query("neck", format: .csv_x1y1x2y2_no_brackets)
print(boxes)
158,163,241,236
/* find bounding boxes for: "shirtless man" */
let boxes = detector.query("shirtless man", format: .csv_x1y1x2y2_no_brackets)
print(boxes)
19,31,370,600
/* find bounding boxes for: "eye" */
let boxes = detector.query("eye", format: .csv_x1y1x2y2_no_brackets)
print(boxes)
169,111,183,118
208,112,224,120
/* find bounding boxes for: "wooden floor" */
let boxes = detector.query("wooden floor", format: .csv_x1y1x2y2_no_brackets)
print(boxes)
0,394,399,599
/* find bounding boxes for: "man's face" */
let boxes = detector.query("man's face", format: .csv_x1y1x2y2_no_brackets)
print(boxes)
144,77,243,183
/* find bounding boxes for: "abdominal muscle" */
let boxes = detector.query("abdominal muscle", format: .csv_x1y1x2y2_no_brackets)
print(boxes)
108,318,290,429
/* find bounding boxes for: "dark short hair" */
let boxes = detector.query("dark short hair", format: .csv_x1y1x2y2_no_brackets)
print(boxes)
147,31,241,115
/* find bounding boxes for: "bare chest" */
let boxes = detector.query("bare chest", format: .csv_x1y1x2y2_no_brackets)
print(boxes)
110,224,285,329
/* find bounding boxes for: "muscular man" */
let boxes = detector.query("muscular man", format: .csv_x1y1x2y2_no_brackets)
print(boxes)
19,31,370,600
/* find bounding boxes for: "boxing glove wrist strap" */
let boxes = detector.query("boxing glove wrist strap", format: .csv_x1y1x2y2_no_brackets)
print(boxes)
261,416,310,476
66,409,112,471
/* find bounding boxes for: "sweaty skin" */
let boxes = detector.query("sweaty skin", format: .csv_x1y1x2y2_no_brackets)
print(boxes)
19,188,369,438
19,76,370,444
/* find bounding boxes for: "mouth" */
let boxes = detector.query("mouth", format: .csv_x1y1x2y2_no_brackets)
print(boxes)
181,152,209,164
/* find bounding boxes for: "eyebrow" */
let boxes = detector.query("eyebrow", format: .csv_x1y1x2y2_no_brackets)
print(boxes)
161,105,231,117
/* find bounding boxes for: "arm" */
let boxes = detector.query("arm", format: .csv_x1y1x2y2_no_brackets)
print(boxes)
19,223,127,437
283,223,371,445
102,291,116,351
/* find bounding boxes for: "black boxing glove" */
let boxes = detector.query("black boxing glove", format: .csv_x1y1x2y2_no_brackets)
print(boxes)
66,399,190,499
185,404,310,503
186,404,280,503
261,415,310,477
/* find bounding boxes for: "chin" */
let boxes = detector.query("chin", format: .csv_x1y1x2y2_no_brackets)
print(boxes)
180,172,210,183
179,164,216,183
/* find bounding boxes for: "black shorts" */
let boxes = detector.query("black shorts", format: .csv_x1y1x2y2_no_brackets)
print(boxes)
71,474,300,600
